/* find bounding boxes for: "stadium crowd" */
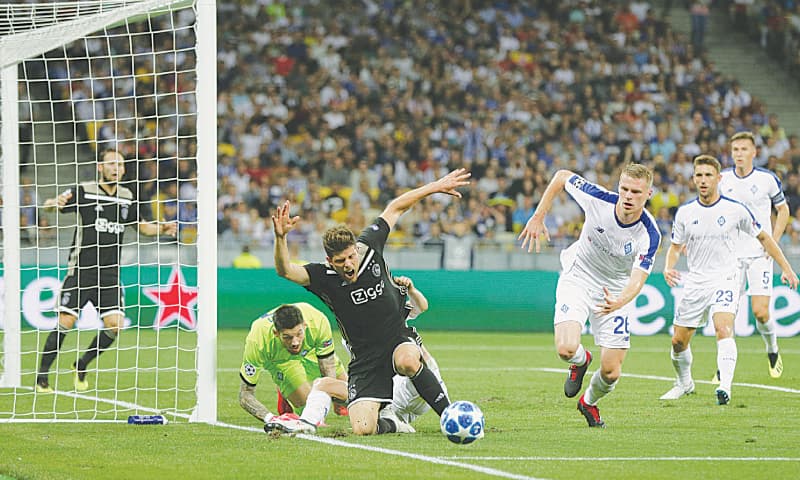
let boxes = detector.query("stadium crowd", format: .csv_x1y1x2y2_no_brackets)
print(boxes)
20,0,800,261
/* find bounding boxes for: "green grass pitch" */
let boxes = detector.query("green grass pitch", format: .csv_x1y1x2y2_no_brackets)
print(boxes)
1,330,799,479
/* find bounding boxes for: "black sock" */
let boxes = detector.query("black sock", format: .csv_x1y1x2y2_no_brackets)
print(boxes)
39,330,67,376
377,418,396,434
411,363,450,416
78,330,116,372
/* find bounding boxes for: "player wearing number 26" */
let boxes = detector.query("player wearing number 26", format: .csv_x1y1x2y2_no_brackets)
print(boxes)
661,155,798,405
518,163,661,428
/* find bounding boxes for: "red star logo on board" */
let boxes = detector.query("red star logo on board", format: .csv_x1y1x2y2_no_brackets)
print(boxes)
143,266,198,329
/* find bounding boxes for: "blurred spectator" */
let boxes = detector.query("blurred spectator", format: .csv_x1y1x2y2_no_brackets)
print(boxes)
232,245,263,269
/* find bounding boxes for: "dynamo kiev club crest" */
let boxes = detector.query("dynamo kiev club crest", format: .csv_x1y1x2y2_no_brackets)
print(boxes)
624,242,632,255
717,216,726,226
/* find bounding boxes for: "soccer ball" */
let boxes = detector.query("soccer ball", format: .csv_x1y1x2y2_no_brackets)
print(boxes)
440,400,485,444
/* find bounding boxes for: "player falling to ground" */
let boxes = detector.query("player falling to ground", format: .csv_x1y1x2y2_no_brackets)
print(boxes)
518,164,661,428
264,277,449,434
36,149,177,393
718,131,790,379
239,302,349,433
271,169,470,435
660,155,798,405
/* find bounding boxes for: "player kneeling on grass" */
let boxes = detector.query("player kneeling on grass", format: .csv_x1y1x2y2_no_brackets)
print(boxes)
272,170,469,435
239,303,348,434
265,275,449,435
660,155,798,405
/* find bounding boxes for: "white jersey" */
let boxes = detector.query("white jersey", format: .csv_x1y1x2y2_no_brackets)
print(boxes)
560,174,661,293
720,167,785,258
671,196,763,287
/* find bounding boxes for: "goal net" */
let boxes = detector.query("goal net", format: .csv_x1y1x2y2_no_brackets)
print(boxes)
0,0,217,423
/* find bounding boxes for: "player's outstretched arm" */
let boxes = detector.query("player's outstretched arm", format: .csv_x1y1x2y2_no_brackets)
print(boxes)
42,190,73,211
662,242,683,288
757,231,799,289
138,221,177,237
271,200,310,286
518,169,572,253
239,380,273,422
380,168,471,230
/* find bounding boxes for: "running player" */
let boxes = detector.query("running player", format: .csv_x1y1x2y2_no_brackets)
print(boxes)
519,163,661,427
660,155,797,405
719,131,790,378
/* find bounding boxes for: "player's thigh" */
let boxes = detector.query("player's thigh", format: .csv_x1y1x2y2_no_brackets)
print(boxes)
591,308,632,350
554,277,592,329
708,274,741,318
58,274,81,320
348,400,381,435
273,360,310,404
743,256,773,297
98,281,124,319
674,287,714,329
312,377,348,402
346,357,394,405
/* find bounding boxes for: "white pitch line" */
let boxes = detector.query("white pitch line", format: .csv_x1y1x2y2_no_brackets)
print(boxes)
440,457,800,462
216,367,800,394
211,420,549,480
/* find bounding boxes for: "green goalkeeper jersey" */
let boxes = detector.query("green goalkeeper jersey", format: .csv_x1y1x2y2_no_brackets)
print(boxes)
239,302,337,387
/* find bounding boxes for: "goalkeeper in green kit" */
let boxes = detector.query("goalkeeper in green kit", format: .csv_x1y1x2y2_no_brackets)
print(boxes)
238,302,348,427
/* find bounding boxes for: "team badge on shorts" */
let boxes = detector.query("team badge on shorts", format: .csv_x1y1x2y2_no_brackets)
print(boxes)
348,384,357,401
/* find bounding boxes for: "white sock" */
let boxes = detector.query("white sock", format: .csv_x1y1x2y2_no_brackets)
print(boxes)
584,370,616,405
299,389,331,426
717,338,738,392
756,319,779,354
671,347,693,386
567,344,587,366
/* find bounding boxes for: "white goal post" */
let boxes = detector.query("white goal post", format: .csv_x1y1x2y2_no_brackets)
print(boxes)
0,0,217,423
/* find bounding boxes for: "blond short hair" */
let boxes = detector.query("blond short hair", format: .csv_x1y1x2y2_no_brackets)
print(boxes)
730,131,756,146
621,163,654,188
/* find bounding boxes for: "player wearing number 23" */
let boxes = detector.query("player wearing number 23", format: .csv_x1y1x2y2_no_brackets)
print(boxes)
661,155,798,405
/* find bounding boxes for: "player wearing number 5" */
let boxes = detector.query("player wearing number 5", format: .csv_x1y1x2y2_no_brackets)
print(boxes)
518,164,661,427
660,155,798,405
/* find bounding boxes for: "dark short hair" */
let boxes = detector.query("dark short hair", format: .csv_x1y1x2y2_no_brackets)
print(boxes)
693,154,721,173
730,131,756,146
323,225,356,258
273,305,304,331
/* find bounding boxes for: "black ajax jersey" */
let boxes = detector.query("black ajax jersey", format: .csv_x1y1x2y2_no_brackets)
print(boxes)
304,217,408,361
61,182,140,275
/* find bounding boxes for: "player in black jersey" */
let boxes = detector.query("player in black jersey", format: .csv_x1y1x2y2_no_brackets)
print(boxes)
35,150,177,393
272,168,470,435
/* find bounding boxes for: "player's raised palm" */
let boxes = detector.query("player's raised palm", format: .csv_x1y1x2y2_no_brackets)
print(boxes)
272,200,300,238
433,168,471,197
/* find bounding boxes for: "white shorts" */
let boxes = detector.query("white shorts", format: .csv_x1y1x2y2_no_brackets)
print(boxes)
554,276,631,349
674,272,741,328
740,256,773,297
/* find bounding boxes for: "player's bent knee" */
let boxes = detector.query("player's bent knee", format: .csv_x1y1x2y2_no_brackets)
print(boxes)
556,345,577,361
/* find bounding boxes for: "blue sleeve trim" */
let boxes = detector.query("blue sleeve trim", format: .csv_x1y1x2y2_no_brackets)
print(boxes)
568,175,617,204
637,211,662,271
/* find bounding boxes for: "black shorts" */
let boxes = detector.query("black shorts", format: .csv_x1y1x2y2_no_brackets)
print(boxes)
59,270,124,318
346,329,422,406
